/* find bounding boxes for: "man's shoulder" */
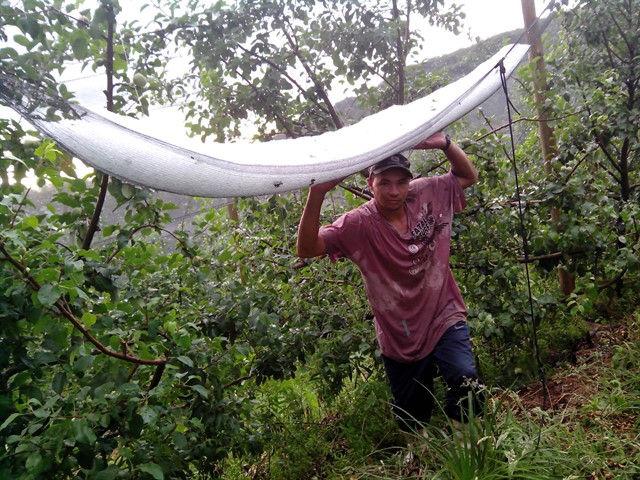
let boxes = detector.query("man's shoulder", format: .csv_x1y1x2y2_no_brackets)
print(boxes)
410,172,454,186
409,172,458,195
320,200,377,258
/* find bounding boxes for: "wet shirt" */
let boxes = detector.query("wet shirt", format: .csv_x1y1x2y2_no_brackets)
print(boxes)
320,172,467,362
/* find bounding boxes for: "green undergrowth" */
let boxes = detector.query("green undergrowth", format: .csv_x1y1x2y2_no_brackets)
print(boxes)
222,310,640,479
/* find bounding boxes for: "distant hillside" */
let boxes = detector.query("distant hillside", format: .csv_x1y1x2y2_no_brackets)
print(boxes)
336,18,560,130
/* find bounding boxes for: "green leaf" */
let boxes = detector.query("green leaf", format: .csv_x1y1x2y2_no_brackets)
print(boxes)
73,355,94,373
95,466,121,480
82,312,97,328
25,452,43,473
52,372,66,395
139,462,164,480
6,434,21,445
128,413,144,438
0,47,19,59
37,268,60,283
0,413,21,432
140,405,159,425
22,63,40,81
20,216,39,229
72,419,97,444
191,385,209,399
12,34,32,47
37,284,62,307
71,36,89,59
34,351,57,366
121,183,135,199
177,356,193,367
33,407,50,419
93,382,114,398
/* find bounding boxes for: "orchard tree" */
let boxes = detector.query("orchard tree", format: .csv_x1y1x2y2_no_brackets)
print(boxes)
0,0,468,478
444,0,640,381
125,0,465,141
543,0,639,296
3,0,639,477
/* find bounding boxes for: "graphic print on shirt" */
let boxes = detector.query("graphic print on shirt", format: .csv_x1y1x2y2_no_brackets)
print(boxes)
408,201,448,276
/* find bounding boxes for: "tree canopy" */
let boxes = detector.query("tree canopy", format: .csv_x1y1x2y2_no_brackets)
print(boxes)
1,0,639,478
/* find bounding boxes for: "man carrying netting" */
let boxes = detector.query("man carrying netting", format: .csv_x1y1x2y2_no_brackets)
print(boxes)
296,132,484,435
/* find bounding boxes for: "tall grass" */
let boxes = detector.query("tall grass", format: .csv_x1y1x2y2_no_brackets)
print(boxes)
221,315,640,479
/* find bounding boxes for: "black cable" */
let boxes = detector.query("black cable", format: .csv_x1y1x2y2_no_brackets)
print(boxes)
498,60,549,449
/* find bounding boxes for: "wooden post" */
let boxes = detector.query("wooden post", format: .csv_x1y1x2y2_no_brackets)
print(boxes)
521,0,575,295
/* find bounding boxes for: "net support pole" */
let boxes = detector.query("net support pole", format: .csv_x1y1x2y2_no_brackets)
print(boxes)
521,0,575,295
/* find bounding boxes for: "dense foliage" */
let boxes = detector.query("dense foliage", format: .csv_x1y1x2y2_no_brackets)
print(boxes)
1,0,638,478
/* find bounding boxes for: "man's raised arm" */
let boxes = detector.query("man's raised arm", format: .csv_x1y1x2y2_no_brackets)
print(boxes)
296,178,344,258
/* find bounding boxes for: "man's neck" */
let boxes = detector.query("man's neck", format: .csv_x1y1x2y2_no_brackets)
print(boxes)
376,202,408,235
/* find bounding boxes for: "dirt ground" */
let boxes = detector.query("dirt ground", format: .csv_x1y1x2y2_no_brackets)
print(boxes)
516,323,628,412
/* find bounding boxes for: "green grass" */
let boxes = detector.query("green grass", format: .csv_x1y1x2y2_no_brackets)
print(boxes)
220,313,640,479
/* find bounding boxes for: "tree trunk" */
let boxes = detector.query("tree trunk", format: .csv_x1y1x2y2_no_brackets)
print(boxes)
521,0,575,295
227,199,239,223
83,2,114,250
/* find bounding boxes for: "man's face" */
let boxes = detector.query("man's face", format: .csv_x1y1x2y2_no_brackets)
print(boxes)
367,168,411,213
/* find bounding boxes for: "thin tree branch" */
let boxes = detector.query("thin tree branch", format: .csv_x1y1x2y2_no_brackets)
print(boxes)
598,268,628,290
475,109,588,141
148,364,166,391
10,188,31,228
224,374,252,389
595,137,623,179
340,183,372,201
105,223,190,263
562,143,598,182
281,20,343,129
82,174,109,250
223,57,300,139
0,244,167,366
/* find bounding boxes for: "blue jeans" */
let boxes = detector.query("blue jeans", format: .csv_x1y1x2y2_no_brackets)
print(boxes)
381,321,483,432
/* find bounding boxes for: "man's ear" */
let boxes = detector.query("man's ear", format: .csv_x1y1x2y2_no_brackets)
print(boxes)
366,175,374,189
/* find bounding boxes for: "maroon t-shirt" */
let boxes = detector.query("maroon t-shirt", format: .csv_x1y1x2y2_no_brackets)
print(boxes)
320,172,467,362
